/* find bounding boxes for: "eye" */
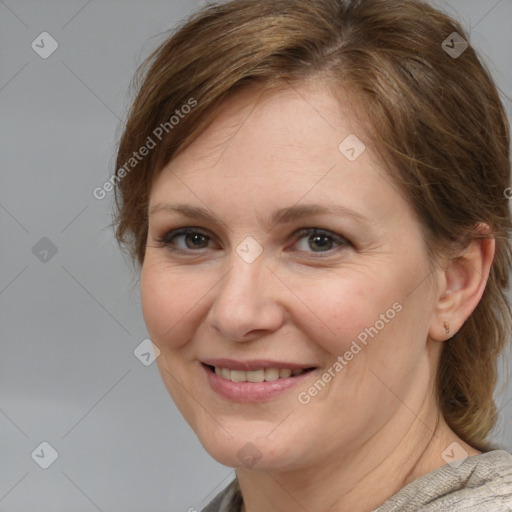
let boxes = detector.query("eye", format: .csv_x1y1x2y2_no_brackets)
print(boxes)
157,227,214,252
153,226,351,256
290,228,350,255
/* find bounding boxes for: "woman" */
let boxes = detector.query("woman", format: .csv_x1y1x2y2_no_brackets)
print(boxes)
114,0,512,510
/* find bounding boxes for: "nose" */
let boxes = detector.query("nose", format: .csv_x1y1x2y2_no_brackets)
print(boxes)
206,256,285,342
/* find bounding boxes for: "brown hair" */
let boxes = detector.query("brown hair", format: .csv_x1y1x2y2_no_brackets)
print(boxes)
114,0,511,450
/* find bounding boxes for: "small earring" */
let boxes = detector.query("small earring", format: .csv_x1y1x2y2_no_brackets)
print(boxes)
443,321,451,335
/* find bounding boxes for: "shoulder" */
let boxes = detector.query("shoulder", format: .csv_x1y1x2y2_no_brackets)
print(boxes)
375,450,512,511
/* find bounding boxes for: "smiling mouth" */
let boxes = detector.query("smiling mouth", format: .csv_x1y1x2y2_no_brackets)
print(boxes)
204,364,316,383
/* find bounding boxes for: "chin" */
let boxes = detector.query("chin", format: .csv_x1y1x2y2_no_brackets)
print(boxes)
195,426,306,471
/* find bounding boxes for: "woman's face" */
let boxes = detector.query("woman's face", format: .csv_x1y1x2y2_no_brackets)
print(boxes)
141,82,442,471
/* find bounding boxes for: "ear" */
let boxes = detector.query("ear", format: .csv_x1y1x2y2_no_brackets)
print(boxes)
428,223,495,342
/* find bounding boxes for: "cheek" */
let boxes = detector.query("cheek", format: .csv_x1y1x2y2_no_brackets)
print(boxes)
140,260,206,348
287,269,401,358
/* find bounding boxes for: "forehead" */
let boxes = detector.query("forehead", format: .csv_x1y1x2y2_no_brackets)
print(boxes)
171,82,363,171
149,82,412,233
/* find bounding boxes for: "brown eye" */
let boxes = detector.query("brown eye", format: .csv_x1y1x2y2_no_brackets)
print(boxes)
182,232,209,249
308,233,334,252
292,228,350,255
160,228,212,251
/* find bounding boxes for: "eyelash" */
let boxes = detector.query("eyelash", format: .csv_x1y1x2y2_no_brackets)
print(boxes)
154,227,351,257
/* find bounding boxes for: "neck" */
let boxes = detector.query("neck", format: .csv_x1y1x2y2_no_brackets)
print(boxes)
237,394,479,512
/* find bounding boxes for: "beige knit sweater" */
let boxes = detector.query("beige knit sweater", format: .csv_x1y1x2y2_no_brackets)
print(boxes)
202,450,512,511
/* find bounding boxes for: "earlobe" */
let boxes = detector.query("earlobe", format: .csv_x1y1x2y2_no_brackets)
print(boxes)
428,224,495,343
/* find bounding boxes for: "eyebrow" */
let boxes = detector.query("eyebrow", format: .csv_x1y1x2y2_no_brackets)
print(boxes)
269,204,368,227
149,203,219,222
149,202,369,228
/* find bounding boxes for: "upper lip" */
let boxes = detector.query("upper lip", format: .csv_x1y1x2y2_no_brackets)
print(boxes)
201,358,317,372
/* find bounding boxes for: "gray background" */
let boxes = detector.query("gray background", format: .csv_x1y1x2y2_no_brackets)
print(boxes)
0,1,511,511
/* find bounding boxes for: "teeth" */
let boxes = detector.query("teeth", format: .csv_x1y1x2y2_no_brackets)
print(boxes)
246,370,265,383
213,366,307,382
264,368,280,381
231,370,247,382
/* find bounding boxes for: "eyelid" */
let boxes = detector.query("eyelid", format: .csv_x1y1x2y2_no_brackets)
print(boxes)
159,226,211,243
292,227,348,242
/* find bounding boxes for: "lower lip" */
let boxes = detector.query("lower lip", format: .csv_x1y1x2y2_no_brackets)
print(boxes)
203,364,315,403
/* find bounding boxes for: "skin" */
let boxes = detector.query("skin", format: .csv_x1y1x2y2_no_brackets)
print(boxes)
140,81,494,511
